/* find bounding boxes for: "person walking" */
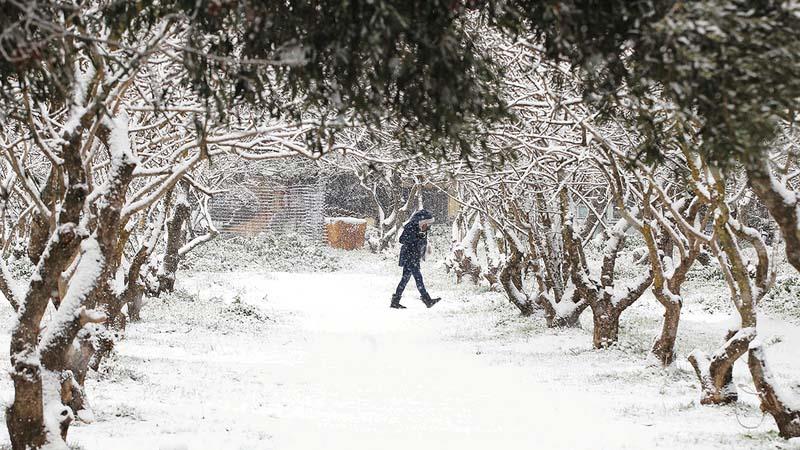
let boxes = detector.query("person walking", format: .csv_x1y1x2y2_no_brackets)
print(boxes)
390,209,441,309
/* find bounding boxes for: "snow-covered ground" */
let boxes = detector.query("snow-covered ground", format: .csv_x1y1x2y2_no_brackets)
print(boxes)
0,246,799,449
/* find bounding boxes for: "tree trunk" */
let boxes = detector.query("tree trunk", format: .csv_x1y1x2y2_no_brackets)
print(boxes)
27,169,63,266
748,343,800,438
744,157,800,274
62,324,115,422
455,216,483,284
688,328,756,404
6,372,46,450
453,249,465,283
650,291,682,366
545,305,583,328
538,288,585,328
481,217,503,289
498,251,534,316
120,242,152,323
127,290,145,322
592,306,621,348
27,214,51,266
9,222,83,450
157,195,190,295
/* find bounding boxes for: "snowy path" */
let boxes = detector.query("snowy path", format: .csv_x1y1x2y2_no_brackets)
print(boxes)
2,268,797,449
240,273,655,450
64,271,656,450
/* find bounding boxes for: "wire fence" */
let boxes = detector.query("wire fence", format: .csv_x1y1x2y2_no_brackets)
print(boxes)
209,181,326,241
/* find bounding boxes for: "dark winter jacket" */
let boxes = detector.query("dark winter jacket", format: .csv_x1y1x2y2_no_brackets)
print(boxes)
398,209,434,267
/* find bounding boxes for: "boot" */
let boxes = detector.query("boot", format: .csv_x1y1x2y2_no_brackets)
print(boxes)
390,293,406,309
421,294,441,308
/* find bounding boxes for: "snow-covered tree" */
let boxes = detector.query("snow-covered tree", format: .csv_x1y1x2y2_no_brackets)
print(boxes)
0,3,532,447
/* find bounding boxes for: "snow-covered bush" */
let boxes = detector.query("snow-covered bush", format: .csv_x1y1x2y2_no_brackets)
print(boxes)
181,232,340,273
685,260,725,283
96,354,147,384
222,296,270,322
763,275,800,322
141,287,272,335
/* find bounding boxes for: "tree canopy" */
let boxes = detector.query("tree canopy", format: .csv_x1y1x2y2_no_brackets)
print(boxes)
516,0,800,164
1,0,515,153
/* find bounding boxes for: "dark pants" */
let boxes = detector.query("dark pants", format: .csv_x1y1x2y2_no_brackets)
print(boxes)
394,263,429,299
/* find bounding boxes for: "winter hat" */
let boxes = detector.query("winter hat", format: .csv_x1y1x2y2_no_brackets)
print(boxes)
410,209,434,226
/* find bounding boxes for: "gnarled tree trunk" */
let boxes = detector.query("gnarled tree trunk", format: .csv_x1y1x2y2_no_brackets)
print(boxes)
649,293,682,365
688,328,756,404
481,216,504,289
562,194,652,348
497,230,535,316
538,285,586,328
744,156,800,274
748,343,800,438
452,213,483,284
157,188,190,295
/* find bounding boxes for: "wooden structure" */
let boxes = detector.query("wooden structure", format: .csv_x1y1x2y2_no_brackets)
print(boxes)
325,217,367,250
